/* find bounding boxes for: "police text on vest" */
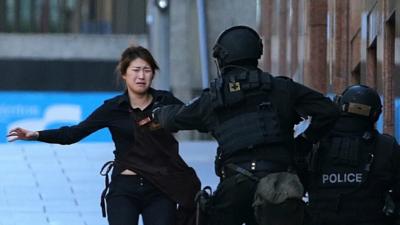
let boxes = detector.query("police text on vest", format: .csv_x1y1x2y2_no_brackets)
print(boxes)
322,173,362,184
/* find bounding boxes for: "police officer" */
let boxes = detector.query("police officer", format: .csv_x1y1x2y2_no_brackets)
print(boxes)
153,25,339,225
305,84,400,225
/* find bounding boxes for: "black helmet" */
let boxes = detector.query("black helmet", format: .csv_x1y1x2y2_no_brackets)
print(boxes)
212,25,263,67
335,84,382,122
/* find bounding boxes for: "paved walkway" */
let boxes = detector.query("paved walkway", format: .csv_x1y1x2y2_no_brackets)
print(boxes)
0,141,218,225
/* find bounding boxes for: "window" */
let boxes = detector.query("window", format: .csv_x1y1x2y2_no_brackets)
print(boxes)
0,0,146,34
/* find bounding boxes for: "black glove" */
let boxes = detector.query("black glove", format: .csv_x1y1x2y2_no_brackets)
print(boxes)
136,103,161,130
294,133,313,188
295,133,313,154
151,106,161,123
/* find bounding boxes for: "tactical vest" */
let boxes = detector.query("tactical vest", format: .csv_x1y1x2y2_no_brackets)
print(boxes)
209,69,287,159
308,131,395,223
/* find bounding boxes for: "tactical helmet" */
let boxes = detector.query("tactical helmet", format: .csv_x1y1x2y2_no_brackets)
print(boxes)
212,25,263,66
335,84,382,122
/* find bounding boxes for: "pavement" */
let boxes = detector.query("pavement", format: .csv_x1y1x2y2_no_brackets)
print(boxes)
0,141,218,225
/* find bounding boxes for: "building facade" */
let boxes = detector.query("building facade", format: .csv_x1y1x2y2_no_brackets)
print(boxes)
0,0,147,91
1,0,398,139
260,0,400,137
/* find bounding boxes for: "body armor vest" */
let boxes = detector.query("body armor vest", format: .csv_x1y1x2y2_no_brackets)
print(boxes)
310,133,374,193
209,69,286,159
308,131,395,223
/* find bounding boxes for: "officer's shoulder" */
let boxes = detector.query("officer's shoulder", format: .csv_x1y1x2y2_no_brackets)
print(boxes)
274,75,293,81
267,74,294,84
376,132,398,148
194,88,212,100
378,132,396,140
268,74,295,89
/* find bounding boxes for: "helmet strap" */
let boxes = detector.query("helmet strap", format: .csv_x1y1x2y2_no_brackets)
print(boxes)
214,59,222,77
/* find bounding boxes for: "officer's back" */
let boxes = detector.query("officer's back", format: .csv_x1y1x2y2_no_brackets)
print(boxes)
154,25,339,225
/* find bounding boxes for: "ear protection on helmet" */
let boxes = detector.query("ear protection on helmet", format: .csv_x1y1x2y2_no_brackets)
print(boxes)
212,44,228,61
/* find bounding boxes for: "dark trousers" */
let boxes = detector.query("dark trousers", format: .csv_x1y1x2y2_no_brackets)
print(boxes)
106,175,176,225
208,174,259,225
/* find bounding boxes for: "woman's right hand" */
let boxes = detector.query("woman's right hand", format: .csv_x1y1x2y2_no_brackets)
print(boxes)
7,127,39,142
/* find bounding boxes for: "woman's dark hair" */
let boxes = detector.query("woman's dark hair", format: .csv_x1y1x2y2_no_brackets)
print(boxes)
117,46,159,76
115,46,159,89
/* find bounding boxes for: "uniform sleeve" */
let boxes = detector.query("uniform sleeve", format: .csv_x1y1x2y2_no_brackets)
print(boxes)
37,103,109,144
291,81,340,142
154,91,212,132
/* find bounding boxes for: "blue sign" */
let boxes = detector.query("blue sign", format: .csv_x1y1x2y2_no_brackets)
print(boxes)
1,92,399,143
1,91,119,143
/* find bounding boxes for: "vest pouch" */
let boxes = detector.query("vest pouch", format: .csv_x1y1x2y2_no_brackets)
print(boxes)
213,101,284,157
258,101,283,144
214,112,268,156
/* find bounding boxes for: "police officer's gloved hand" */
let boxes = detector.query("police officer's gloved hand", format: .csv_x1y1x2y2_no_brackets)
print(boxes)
134,102,161,130
142,104,161,131
294,133,313,180
151,106,161,124
295,133,313,154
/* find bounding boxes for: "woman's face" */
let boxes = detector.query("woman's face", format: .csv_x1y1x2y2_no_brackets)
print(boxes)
122,58,154,95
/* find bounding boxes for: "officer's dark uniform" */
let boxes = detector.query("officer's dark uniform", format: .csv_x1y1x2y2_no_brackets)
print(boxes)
305,85,400,225
154,26,339,225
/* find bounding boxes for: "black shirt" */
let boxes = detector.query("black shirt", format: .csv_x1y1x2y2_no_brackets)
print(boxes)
37,88,200,210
